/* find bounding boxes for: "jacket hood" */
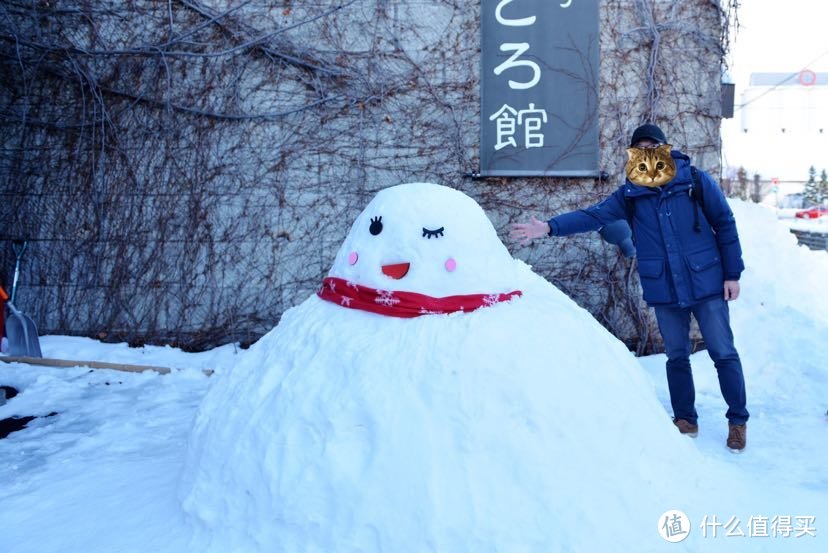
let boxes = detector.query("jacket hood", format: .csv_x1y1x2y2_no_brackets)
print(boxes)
624,150,692,199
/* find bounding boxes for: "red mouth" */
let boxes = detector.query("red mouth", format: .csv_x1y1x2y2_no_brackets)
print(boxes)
381,262,410,280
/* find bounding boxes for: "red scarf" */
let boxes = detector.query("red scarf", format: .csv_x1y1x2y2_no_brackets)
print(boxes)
317,277,522,318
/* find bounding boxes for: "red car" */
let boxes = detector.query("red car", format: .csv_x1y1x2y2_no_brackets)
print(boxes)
795,206,828,219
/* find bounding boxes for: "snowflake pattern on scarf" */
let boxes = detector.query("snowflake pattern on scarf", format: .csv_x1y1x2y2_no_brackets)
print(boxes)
375,290,401,306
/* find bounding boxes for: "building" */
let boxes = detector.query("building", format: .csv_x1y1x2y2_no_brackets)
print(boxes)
724,71,828,185
1,1,731,353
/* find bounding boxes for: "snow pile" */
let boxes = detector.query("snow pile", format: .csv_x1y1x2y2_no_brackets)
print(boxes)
180,183,716,552
1,189,825,553
731,200,828,323
725,201,828,415
715,201,827,495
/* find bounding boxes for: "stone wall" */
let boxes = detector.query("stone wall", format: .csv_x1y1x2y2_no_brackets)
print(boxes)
0,0,733,353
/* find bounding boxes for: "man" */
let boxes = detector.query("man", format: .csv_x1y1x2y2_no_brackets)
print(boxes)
510,124,749,452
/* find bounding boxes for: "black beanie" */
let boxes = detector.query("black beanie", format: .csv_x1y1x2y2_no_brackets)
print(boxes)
629,124,667,146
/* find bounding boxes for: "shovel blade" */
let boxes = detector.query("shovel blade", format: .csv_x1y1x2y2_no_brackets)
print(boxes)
4,303,42,358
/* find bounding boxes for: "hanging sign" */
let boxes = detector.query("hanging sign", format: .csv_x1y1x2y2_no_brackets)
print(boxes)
480,0,599,177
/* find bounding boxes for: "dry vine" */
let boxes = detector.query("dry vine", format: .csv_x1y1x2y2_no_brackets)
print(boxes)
1,0,736,353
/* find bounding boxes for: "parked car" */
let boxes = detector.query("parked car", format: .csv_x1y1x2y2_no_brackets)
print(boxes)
794,206,828,219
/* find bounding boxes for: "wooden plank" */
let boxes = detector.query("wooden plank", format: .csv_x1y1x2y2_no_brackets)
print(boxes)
0,356,214,376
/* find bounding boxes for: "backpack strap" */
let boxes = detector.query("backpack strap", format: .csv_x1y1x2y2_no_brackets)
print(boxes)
689,166,704,233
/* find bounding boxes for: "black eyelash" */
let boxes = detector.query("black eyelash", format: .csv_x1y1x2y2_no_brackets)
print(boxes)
369,216,383,235
422,226,444,239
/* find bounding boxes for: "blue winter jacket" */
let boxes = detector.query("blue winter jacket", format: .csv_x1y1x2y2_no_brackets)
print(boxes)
549,150,744,308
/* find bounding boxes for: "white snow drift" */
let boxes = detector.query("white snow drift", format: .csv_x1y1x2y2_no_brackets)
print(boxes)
181,183,717,552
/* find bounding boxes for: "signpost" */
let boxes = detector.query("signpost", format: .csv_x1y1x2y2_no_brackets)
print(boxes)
480,0,599,177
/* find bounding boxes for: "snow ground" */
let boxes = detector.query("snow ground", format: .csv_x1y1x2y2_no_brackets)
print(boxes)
0,200,825,553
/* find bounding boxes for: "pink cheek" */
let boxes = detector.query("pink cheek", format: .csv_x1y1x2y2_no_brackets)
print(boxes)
445,257,457,272
348,252,359,265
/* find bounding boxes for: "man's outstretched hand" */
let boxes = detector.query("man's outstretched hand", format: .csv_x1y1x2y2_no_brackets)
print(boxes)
510,217,551,246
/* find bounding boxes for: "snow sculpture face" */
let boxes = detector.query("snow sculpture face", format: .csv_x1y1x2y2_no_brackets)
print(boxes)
328,182,517,297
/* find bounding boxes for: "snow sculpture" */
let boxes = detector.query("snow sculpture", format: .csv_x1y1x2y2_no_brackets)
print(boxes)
180,183,706,552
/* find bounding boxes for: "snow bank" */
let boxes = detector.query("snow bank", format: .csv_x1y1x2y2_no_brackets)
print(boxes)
731,200,828,323
1,190,824,553
180,184,717,552
726,201,828,422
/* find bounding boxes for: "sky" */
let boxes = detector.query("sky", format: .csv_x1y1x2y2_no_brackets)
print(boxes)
725,1,828,83
721,0,828,183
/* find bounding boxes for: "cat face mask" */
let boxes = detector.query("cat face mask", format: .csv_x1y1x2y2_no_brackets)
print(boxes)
625,144,676,187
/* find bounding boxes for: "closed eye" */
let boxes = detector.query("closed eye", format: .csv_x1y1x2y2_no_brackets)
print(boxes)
422,226,444,239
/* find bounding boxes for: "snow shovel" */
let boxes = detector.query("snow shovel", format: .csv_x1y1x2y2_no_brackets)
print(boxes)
9,239,27,304
3,240,42,358
4,300,42,358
